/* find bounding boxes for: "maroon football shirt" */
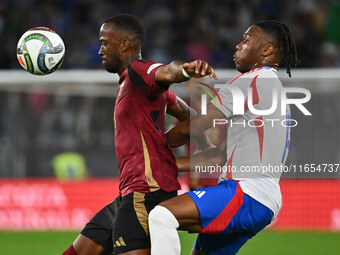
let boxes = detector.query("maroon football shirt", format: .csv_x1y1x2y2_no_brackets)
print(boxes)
114,59,180,196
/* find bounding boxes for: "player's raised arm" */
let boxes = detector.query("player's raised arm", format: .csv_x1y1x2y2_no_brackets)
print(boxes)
155,60,217,85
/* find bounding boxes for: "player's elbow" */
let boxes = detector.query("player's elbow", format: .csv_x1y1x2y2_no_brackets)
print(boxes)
166,121,190,147
173,107,192,122
178,120,190,138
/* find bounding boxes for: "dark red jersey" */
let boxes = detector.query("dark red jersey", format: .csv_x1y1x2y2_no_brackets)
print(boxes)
114,59,180,196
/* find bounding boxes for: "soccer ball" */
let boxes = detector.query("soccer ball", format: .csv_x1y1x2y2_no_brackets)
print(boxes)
16,27,65,75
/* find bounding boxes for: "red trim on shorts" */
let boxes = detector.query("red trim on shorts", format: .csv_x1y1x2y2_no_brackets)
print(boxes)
201,184,244,234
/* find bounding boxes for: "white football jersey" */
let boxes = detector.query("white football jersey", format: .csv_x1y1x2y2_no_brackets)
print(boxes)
214,66,291,218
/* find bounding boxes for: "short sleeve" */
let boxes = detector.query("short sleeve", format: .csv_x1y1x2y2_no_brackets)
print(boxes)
212,86,233,118
165,90,177,107
128,59,167,96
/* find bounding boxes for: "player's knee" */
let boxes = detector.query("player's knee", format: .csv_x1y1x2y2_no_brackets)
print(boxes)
149,205,179,229
148,205,165,226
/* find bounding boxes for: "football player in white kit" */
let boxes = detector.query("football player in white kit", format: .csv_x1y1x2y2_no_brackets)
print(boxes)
148,20,299,255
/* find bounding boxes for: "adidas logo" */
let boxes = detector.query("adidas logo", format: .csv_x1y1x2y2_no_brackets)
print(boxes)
114,236,126,247
193,190,206,198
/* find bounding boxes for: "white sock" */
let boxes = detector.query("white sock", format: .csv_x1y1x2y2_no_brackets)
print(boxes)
149,205,181,255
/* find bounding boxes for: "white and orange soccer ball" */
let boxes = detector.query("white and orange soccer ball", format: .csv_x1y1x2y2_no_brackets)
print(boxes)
16,27,65,75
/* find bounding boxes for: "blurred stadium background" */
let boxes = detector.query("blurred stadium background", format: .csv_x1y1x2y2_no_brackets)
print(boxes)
0,0,340,254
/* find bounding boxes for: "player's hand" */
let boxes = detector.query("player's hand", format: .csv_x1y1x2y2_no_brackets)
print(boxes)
183,60,218,80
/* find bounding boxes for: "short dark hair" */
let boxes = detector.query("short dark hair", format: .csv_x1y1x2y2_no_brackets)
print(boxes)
255,20,299,77
104,14,145,44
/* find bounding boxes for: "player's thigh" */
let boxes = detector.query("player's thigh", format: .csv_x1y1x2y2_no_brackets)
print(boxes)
79,197,120,254
159,193,202,232
117,248,150,255
193,232,252,255
73,234,110,255
159,182,242,233
113,190,176,254
191,182,274,254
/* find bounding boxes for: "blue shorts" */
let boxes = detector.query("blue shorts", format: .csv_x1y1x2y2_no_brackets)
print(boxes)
188,180,273,255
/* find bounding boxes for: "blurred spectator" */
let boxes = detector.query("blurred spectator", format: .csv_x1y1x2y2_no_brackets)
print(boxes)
1,0,339,70
1,0,340,179
52,151,88,180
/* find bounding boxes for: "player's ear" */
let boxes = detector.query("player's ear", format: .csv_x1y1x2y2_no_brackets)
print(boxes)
120,39,130,52
262,44,274,57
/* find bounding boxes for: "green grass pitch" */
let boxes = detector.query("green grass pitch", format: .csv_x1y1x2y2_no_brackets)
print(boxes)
0,230,339,254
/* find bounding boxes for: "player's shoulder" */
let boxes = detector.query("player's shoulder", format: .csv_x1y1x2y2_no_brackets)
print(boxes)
256,66,279,79
130,59,160,69
229,67,278,84
254,67,282,90
131,58,154,65
241,66,278,79
129,59,164,78
234,67,282,93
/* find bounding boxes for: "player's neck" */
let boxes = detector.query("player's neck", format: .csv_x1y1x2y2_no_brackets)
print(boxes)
250,62,278,71
118,51,142,76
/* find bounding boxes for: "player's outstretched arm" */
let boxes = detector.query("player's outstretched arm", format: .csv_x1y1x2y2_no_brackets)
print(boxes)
166,102,225,148
155,60,217,85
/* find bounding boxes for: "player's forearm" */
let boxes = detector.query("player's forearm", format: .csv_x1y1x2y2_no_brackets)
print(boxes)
167,103,212,150
193,147,226,169
155,60,188,85
184,109,213,150
166,118,212,148
176,147,227,172
155,60,217,85
176,156,190,172
166,120,190,148
195,133,214,151
166,96,195,122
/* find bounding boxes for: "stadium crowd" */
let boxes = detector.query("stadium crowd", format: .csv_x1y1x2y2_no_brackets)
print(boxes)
0,0,340,178
0,0,339,70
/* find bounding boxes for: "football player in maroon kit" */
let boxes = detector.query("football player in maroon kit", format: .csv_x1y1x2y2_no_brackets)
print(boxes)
62,14,216,255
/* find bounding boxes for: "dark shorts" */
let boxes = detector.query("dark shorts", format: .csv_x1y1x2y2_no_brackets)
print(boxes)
81,189,177,254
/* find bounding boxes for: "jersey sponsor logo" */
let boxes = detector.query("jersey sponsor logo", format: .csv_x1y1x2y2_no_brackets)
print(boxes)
113,236,127,247
193,190,206,198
